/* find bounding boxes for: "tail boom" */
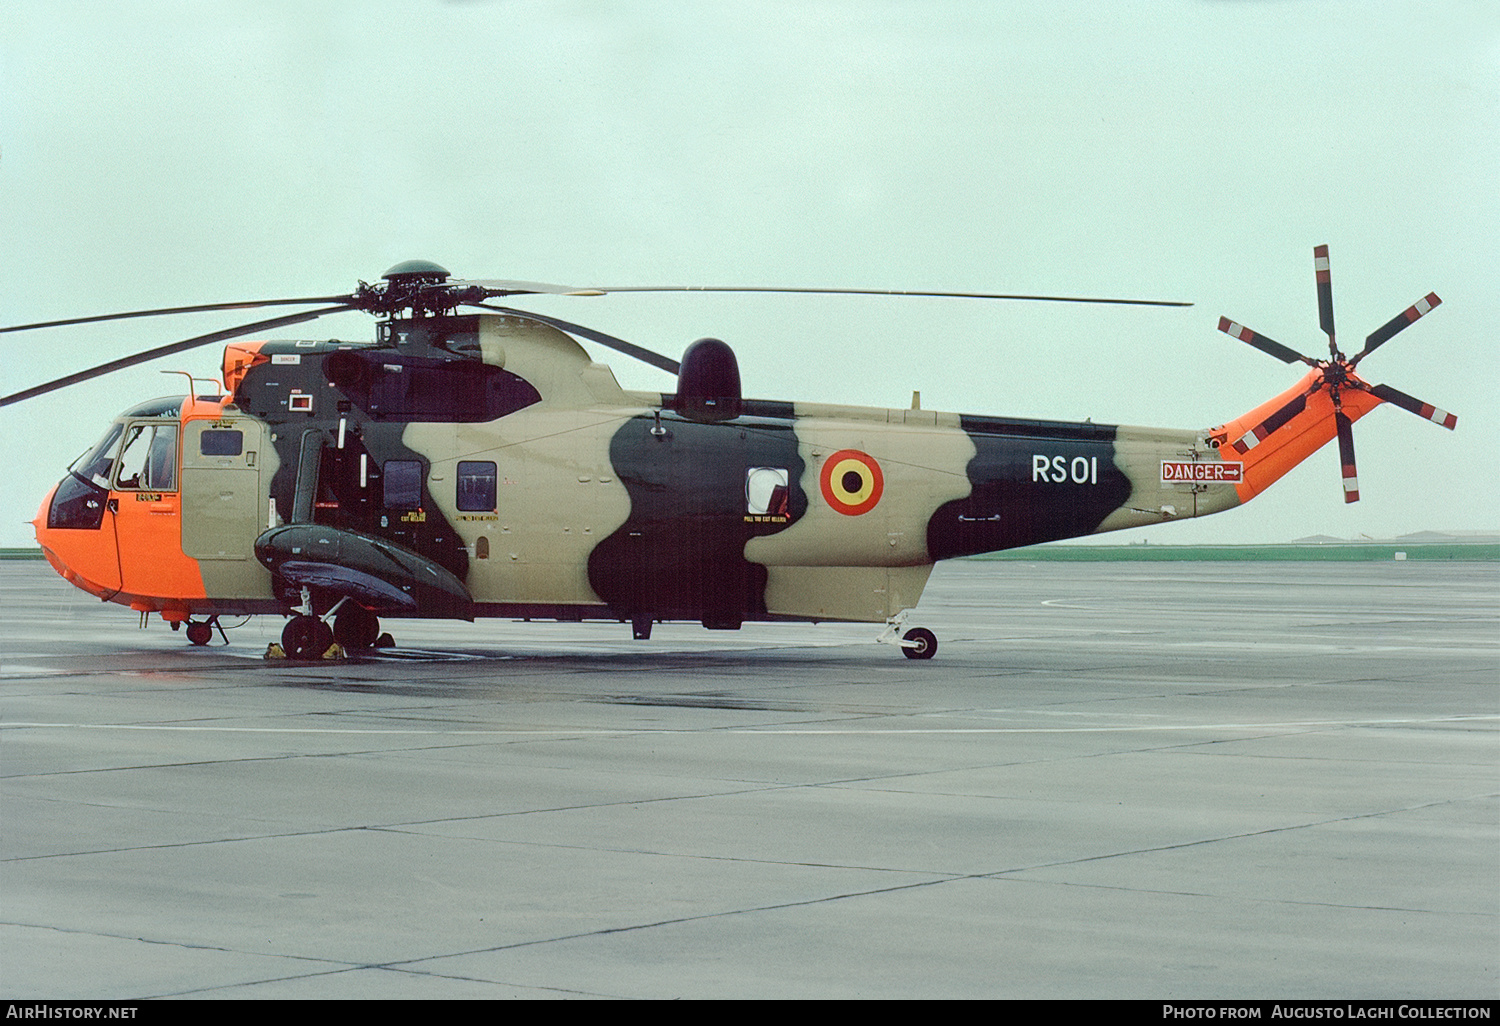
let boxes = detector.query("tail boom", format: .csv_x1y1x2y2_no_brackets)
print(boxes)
1209,369,1383,503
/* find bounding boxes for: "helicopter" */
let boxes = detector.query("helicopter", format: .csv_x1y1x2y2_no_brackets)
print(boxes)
2,248,1455,660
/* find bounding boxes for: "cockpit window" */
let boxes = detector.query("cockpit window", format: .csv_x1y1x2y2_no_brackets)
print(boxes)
69,423,125,487
115,423,179,491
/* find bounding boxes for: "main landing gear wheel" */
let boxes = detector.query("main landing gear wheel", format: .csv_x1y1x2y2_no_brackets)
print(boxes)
334,606,381,651
186,621,214,647
901,627,938,660
282,614,334,660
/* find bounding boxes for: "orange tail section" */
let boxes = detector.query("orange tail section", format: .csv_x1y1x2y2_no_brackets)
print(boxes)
1209,369,1383,504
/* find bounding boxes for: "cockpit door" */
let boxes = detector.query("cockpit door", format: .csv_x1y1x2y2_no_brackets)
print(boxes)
181,419,267,560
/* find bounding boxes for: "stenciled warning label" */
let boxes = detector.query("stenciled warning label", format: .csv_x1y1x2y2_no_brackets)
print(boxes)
1161,460,1243,483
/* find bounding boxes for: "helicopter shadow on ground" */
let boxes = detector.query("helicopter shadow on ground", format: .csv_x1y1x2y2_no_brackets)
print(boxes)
239,631,925,702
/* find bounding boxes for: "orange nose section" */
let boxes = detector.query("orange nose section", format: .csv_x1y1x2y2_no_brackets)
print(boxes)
33,482,123,601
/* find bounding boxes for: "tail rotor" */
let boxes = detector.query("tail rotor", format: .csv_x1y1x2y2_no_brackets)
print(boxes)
1216,246,1456,503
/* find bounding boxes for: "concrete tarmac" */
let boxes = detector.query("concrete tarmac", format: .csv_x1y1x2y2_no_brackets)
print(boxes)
1,558,1495,1000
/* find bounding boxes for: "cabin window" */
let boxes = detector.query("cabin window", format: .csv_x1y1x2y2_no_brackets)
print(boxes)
115,423,178,492
456,462,498,510
200,429,244,457
383,460,423,510
457,461,497,512
746,467,790,517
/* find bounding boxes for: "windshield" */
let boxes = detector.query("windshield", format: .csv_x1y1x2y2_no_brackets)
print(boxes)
68,423,125,487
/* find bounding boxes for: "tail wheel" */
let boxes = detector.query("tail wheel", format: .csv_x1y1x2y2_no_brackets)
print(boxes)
282,615,334,660
902,627,938,660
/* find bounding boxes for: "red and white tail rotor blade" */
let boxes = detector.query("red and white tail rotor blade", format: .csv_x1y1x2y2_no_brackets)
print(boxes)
1315,245,1339,358
1334,410,1359,503
1350,293,1442,367
1217,317,1316,366
1367,383,1458,430
1230,389,1315,454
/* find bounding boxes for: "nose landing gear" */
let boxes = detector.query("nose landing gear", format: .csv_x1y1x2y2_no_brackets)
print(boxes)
173,615,228,646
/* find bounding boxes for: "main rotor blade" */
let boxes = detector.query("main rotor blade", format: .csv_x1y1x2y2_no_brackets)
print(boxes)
1315,244,1337,358
476,305,681,374
578,285,1194,307
1335,409,1359,503
457,279,607,297
1217,317,1316,365
1,296,357,336
0,306,351,409
1350,293,1442,366
1367,383,1458,430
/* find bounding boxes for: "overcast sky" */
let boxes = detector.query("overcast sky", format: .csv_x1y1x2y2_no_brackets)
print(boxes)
2,0,1496,548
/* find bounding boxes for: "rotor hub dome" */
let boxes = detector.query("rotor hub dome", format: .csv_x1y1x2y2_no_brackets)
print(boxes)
381,260,451,284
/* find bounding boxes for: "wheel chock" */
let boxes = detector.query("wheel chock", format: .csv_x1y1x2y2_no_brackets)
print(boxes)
264,642,346,662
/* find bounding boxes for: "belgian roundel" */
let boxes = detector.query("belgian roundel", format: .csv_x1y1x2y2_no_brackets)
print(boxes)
820,449,884,516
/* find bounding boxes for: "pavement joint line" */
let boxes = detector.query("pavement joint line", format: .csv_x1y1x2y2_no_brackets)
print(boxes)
2,714,1495,735
346,786,1500,971
976,791,1500,880
368,874,974,969
978,874,1500,917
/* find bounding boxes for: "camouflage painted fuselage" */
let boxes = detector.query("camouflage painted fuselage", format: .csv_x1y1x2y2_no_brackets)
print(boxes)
35,311,1255,626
